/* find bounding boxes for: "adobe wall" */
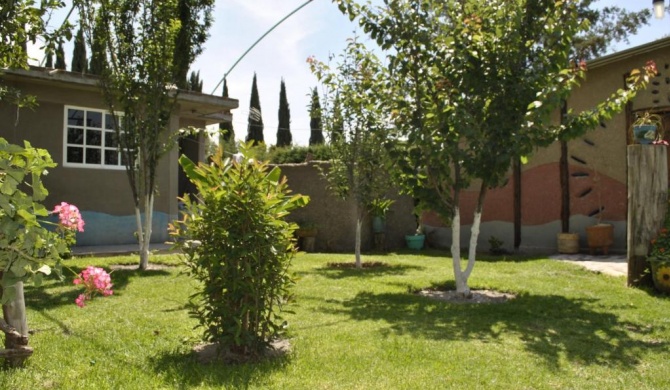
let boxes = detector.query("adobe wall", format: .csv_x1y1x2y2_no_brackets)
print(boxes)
422,44,670,255
277,162,416,252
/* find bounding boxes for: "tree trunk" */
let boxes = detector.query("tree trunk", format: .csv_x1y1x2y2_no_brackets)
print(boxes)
451,206,469,295
1,278,31,367
355,214,362,269
627,145,667,286
138,194,154,270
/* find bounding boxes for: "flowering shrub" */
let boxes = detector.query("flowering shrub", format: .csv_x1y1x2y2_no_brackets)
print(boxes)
52,202,84,257
73,266,113,308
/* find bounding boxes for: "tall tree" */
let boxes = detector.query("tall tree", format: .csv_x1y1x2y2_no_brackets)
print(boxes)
187,70,203,92
77,0,213,270
276,79,292,147
246,73,264,145
172,0,215,88
54,41,66,70
337,0,656,295
71,27,87,73
309,37,393,268
308,87,324,145
219,78,235,143
88,11,107,76
44,51,54,68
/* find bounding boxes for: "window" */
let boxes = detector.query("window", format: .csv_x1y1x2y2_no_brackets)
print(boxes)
63,106,125,169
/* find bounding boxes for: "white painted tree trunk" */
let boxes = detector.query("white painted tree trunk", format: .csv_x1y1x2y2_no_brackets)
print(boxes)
2,281,30,366
138,194,154,270
450,208,469,295
355,217,362,269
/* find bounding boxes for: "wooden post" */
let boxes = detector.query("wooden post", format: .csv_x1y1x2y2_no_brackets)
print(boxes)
627,145,668,287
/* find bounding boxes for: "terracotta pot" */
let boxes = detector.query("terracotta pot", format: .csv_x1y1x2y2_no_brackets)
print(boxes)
585,224,613,255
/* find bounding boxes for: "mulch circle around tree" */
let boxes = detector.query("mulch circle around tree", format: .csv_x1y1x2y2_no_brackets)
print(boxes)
417,289,516,304
326,262,389,269
109,264,174,271
193,339,291,364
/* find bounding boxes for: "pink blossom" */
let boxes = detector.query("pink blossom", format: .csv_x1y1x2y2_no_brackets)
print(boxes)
53,202,85,232
73,266,113,307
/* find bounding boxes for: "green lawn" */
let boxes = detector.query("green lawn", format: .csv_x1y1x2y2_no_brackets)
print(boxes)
1,251,669,389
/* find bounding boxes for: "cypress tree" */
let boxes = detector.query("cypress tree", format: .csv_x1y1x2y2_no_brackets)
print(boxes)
331,92,344,142
309,87,324,145
219,78,235,143
44,51,54,68
54,41,66,70
71,27,88,73
89,12,107,76
276,79,292,147
187,70,203,92
246,73,264,145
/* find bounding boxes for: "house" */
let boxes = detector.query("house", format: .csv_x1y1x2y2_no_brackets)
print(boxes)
0,66,238,246
422,37,670,254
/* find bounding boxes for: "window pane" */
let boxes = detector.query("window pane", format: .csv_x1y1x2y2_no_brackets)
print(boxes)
87,130,102,146
67,128,84,144
85,148,101,164
104,150,119,165
87,111,102,128
105,131,118,147
67,147,84,163
105,113,119,130
67,109,84,126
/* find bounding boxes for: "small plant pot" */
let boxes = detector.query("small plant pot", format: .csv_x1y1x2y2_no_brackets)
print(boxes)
633,124,657,145
557,233,579,254
405,234,425,250
648,257,670,294
372,216,386,233
586,224,613,255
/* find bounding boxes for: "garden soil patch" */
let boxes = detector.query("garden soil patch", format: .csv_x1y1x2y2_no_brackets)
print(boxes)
418,289,516,304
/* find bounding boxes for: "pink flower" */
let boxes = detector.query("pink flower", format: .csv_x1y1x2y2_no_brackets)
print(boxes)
53,202,85,232
73,266,113,307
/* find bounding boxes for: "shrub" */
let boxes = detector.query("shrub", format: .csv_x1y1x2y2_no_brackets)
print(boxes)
268,144,334,164
170,143,309,356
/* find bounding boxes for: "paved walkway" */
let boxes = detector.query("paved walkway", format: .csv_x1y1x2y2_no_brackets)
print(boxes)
548,253,627,277
72,243,174,256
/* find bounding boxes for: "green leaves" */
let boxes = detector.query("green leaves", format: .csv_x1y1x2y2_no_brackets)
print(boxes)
170,142,308,354
0,137,67,304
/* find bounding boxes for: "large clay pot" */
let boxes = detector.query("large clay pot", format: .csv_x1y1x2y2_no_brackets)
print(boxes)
405,234,425,250
586,224,613,255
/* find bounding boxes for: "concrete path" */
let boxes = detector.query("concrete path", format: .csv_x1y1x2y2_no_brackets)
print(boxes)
72,243,174,256
548,254,627,277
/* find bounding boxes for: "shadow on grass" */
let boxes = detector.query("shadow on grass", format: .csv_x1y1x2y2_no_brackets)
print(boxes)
314,263,425,280
149,347,290,389
318,291,665,369
24,268,172,310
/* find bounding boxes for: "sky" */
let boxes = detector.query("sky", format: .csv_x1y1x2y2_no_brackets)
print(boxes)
30,0,670,146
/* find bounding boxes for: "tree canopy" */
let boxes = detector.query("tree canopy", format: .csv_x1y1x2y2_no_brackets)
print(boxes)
276,79,292,147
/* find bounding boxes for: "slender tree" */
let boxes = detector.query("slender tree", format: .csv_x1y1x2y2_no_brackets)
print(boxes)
44,51,54,68
276,79,292,147
309,87,324,145
173,0,215,88
54,41,66,70
246,73,264,145
77,0,214,270
187,70,203,92
337,0,656,295
71,27,87,73
309,38,393,268
219,78,235,143
88,11,107,76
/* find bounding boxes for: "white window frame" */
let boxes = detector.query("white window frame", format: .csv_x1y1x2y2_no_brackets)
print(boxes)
62,105,126,170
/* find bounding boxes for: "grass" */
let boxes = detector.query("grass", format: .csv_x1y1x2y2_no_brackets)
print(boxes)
1,250,670,389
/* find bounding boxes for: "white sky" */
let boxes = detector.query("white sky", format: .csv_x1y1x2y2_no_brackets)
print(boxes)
29,0,670,146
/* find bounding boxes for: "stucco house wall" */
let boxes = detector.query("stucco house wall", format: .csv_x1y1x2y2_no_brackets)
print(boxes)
0,67,237,246
422,38,670,254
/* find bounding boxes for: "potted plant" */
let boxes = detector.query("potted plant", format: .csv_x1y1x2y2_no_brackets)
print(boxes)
632,111,664,145
648,223,670,293
368,198,395,233
405,224,426,250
